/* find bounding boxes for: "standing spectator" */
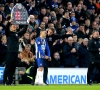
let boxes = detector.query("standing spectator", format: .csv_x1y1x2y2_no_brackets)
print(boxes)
4,2,14,15
61,11,70,28
36,22,45,37
75,3,85,24
38,7,47,22
22,0,32,11
78,38,89,67
42,16,49,28
27,15,38,30
75,24,88,39
63,37,78,67
33,11,40,27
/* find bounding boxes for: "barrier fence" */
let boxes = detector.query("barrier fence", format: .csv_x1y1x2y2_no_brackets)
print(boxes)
0,67,87,84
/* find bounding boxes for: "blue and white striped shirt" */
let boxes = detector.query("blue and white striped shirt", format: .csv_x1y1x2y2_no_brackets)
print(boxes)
35,37,50,59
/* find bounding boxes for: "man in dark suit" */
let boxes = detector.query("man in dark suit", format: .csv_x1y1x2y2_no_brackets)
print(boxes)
87,30,100,85
3,19,28,85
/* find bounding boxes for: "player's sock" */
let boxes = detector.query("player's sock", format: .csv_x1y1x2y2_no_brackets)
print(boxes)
38,70,44,84
35,69,39,84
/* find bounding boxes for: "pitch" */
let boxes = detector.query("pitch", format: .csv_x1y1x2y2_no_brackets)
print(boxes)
0,84,100,90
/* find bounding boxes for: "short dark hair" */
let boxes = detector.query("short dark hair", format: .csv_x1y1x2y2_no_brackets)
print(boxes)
79,23,85,26
73,34,77,37
25,44,31,48
92,30,99,34
48,28,55,33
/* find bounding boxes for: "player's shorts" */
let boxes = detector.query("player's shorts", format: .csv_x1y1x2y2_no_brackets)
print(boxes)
36,58,44,67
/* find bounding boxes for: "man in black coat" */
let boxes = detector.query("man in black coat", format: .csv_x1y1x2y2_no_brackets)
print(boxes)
78,38,89,67
63,36,78,67
3,19,28,85
87,30,100,85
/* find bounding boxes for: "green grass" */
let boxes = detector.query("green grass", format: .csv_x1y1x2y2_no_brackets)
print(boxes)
0,84,100,90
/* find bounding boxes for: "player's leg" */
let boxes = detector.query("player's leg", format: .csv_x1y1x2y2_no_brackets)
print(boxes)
43,60,48,85
35,58,44,85
7,52,18,85
87,62,95,85
3,52,12,85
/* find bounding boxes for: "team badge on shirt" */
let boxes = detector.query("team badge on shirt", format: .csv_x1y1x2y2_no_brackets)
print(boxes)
38,42,40,44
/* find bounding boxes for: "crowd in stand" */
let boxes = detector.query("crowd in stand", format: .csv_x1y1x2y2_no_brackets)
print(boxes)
0,0,100,68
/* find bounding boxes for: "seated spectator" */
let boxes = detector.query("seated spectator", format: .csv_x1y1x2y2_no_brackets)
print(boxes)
21,44,35,65
51,52,60,67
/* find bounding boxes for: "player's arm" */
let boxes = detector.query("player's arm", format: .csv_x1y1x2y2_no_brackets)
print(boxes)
35,39,46,57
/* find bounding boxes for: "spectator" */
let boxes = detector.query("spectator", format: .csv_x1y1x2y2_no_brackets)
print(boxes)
38,7,47,22
70,17,79,32
42,16,49,28
95,0,100,14
63,37,78,67
61,11,70,28
75,23,88,39
78,38,89,67
51,52,60,67
0,14,3,28
33,11,40,27
27,15,38,30
75,3,85,24
21,44,35,65
5,2,14,15
0,4,7,19
36,22,45,37
0,35,7,66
